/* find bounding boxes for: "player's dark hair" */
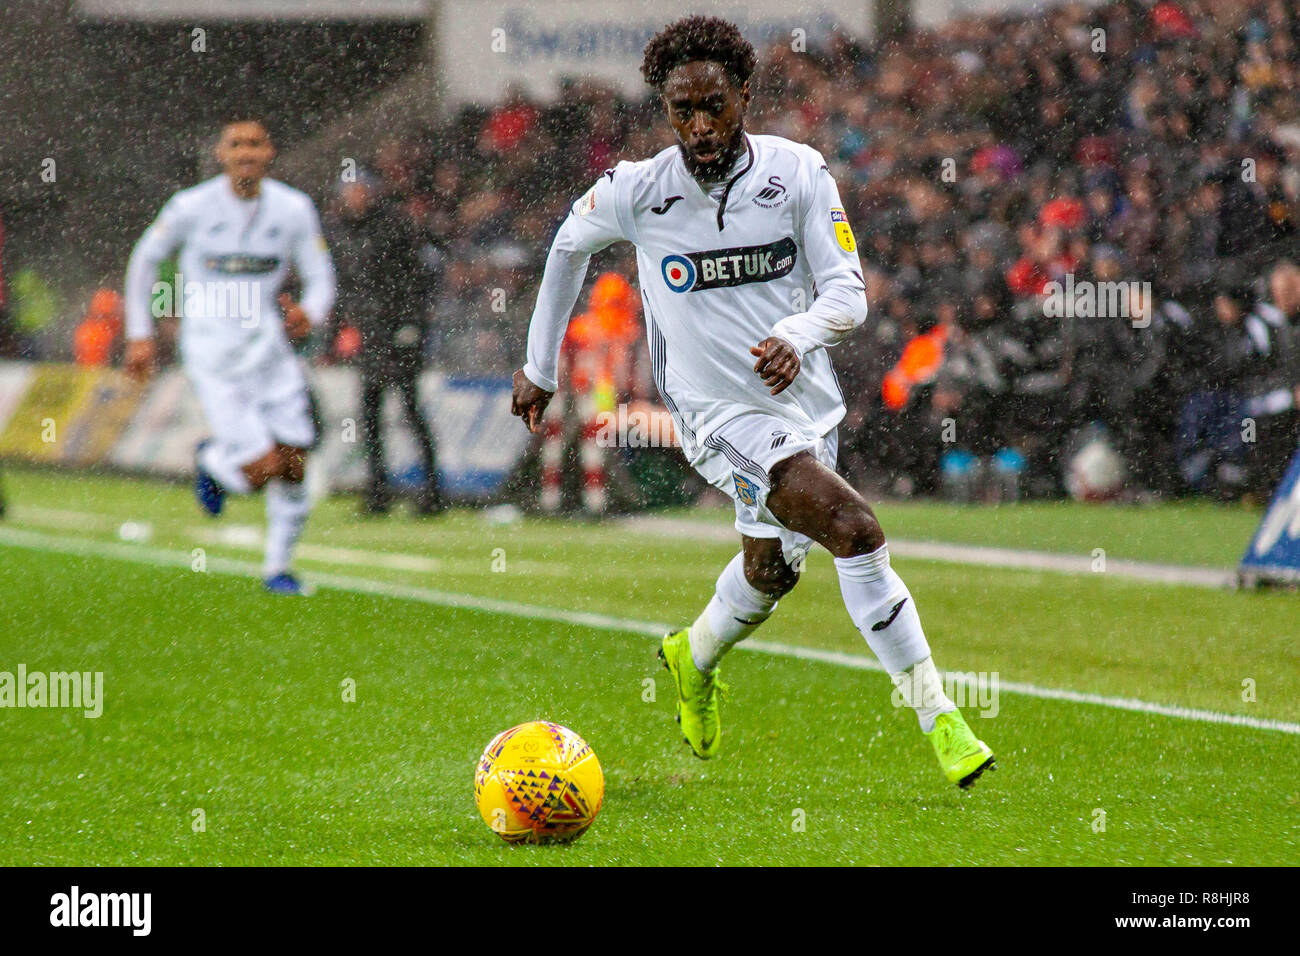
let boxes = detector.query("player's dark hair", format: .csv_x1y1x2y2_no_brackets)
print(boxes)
641,15,757,91
218,114,271,138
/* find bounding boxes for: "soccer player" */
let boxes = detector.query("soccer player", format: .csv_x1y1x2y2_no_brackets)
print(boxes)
124,117,336,595
512,17,995,787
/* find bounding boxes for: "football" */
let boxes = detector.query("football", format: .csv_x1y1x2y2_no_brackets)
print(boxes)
474,721,604,844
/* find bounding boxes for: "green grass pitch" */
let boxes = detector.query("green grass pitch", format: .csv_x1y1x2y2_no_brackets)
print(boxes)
0,467,1296,865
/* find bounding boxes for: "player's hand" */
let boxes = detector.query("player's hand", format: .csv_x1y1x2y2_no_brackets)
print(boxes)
750,337,801,395
279,294,312,341
511,369,554,434
125,339,156,384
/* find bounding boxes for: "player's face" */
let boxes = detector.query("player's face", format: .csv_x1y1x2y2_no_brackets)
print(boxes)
216,121,275,183
661,60,749,180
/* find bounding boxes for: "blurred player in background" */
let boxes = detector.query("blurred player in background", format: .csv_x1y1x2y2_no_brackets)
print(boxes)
124,117,336,595
513,16,994,788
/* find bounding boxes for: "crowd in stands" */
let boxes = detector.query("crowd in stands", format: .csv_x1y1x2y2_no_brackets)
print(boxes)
16,0,1300,504
320,0,1300,502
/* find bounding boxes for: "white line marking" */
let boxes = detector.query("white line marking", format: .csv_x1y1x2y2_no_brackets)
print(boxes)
9,507,701,579
1,524,1293,736
741,641,1300,734
186,525,699,578
16,503,1238,586
199,524,448,573
617,516,1240,588
890,541,1237,588
10,505,118,530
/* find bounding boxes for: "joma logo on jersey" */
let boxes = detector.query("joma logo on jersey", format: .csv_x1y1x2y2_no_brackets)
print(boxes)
661,237,797,293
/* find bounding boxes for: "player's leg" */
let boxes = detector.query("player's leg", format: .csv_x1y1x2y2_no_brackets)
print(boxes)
660,535,795,759
258,372,317,595
240,448,288,490
396,371,444,515
261,442,311,591
359,368,388,514
767,451,995,788
688,535,795,672
191,370,270,514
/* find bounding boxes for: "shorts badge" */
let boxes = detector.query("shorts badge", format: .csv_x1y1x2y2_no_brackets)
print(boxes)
733,472,761,506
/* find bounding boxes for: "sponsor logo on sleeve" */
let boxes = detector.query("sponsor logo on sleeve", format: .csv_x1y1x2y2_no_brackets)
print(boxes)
574,184,598,217
830,208,856,252
826,208,857,252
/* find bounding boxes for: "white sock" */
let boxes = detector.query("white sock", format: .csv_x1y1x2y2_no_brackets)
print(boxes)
689,552,779,672
890,657,955,733
200,442,251,494
835,545,954,730
264,478,310,577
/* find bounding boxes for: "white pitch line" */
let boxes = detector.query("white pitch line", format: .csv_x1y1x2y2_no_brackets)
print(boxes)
14,504,1240,586
741,641,1300,735
8,506,699,579
617,516,1240,589
889,541,1237,588
1,524,1295,736
197,524,448,574
185,524,702,579
0,526,671,637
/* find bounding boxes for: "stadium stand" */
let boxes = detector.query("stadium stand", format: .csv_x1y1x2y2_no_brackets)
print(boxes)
319,0,1298,502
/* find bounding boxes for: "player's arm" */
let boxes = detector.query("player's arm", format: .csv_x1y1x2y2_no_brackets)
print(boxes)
514,169,630,432
753,156,868,395
284,198,337,342
123,195,188,381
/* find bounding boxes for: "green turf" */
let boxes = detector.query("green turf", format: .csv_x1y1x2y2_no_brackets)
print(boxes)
865,498,1264,570
0,468,1296,865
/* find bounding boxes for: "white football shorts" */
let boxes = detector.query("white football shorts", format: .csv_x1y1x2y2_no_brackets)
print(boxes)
692,411,838,569
187,354,315,468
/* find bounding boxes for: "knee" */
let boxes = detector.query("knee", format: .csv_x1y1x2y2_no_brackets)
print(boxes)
279,446,306,482
743,552,799,598
825,504,885,558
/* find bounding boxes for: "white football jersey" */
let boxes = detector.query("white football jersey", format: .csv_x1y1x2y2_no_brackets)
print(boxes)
524,132,867,460
125,176,336,377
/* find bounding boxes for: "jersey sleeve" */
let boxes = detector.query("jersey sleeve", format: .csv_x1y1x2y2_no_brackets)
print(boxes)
124,193,192,341
523,167,633,391
770,153,867,356
291,195,337,326
562,166,635,253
